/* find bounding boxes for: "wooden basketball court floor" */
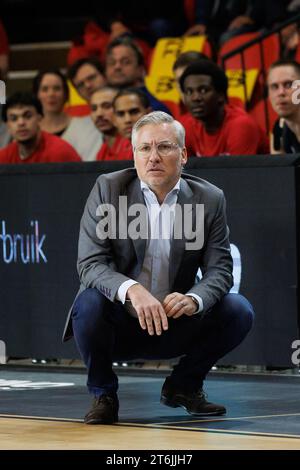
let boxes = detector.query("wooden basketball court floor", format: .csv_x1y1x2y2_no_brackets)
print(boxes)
0,367,300,450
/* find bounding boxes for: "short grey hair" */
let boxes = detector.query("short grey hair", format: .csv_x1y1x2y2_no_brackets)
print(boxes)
131,111,185,148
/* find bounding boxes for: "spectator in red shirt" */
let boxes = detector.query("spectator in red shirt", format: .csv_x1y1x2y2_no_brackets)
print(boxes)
179,60,269,157
90,86,131,161
113,88,151,139
0,92,81,164
172,51,211,119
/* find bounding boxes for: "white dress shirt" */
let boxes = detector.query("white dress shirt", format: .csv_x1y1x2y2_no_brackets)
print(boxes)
116,178,203,315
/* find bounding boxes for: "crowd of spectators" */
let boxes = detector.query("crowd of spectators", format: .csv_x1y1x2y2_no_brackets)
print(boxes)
1,0,300,164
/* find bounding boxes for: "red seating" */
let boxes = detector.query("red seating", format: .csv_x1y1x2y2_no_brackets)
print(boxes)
219,32,280,71
249,98,278,135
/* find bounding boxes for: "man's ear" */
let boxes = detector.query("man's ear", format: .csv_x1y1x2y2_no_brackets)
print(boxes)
181,146,188,166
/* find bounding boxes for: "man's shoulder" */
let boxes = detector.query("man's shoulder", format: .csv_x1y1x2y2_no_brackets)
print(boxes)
181,172,224,199
95,168,137,190
225,105,256,129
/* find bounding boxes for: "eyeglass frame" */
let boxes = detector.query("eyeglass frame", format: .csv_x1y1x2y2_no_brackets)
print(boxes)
133,140,182,158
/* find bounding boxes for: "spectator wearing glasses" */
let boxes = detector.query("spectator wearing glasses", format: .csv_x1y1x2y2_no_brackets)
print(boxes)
67,58,108,160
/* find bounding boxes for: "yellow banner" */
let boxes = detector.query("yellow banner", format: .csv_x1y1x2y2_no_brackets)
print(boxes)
226,69,259,102
145,36,206,103
67,80,87,106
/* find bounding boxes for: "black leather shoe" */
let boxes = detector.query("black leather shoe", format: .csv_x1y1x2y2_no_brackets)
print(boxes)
84,394,119,424
160,378,226,416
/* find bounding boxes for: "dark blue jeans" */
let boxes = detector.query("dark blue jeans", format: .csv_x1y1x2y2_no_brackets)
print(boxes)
72,289,254,396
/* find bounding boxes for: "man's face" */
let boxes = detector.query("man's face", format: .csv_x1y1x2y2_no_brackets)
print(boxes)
90,89,117,134
114,94,150,139
268,65,300,118
133,122,187,194
182,74,223,121
6,105,41,143
105,45,144,87
72,64,106,101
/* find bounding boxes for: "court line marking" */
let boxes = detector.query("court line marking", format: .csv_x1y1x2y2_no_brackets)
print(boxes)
150,411,300,426
119,422,300,440
1,413,300,440
0,414,82,423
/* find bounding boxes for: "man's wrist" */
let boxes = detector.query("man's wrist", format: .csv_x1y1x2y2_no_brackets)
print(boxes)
186,293,203,314
190,295,199,313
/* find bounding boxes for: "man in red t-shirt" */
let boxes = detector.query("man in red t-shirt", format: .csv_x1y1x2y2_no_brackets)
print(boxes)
179,60,269,157
113,88,151,140
90,86,133,161
0,92,81,164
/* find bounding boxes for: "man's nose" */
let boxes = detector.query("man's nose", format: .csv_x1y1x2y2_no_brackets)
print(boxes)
148,145,161,161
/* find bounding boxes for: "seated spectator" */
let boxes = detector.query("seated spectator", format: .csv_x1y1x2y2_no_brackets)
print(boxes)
90,86,132,160
179,60,269,156
68,57,107,103
0,92,81,164
67,57,110,160
105,36,171,114
113,87,151,140
100,87,152,160
172,51,211,118
33,69,73,136
33,68,103,161
268,59,300,154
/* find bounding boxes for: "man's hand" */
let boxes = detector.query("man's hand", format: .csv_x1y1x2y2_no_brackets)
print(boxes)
126,284,168,336
163,292,197,319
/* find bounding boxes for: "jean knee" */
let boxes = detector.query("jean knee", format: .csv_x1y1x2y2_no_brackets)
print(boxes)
72,288,106,322
219,293,254,333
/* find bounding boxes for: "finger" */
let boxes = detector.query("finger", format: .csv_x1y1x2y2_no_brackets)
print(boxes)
137,309,147,331
144,309,155,336
163,294,182,314
152,310,162,336
167,300,186,318
163,293,178,309
158,305,168,331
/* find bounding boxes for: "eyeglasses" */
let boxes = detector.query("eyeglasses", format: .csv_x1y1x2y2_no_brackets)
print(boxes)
135,141,180,157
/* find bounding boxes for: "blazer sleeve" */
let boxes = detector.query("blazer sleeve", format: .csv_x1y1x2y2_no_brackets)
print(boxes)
77,178,132,302
187,190,233,312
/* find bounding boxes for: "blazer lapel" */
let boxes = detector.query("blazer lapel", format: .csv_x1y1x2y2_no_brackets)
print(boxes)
126,178,147,271
169,178,194,289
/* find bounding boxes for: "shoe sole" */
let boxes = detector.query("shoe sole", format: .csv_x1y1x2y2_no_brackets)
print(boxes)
84,419,118,425
160,397,226,416
84,413,119,425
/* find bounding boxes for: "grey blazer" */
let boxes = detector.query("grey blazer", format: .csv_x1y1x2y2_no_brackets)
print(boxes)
62,168,233,341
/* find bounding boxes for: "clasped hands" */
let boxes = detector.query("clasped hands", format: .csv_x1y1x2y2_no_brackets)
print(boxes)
126,284,197,336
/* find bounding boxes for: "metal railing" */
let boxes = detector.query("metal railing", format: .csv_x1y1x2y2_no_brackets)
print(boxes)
220,13,300,134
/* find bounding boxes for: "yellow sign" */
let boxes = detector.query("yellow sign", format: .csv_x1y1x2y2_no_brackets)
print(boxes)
226,69,259,102
67,80,87,106
145,36,206,103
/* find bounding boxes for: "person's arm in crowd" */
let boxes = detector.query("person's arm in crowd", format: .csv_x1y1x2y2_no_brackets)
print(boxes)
226,116,264,155
184,0,213,36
